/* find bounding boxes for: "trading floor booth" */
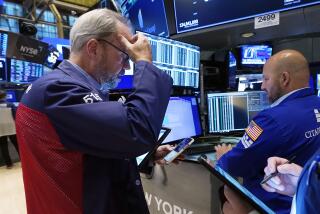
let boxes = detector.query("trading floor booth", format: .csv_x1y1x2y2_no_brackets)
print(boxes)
141,154,222,214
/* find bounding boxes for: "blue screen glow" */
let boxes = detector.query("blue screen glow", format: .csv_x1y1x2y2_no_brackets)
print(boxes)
241,45,272,65
162,96,202,143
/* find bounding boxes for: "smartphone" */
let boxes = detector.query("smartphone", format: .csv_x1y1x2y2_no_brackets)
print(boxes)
136,127,171,169
164,138,195,163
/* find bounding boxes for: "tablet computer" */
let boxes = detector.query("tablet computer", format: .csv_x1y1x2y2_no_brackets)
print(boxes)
198,155,275,214
136,127,171,170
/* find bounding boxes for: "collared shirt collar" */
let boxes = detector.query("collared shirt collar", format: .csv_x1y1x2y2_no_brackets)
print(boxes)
270,87,310,108
67,60,101,91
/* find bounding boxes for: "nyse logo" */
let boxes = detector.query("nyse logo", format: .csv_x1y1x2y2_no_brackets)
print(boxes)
179,19,198,29
19,45,39,56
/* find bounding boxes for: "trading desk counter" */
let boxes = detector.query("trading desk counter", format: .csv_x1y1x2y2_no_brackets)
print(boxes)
141,153,223,214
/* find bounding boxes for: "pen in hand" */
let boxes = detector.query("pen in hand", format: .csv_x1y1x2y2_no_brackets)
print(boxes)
260,156,296,185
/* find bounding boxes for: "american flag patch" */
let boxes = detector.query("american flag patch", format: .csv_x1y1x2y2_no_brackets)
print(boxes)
245,121,263,141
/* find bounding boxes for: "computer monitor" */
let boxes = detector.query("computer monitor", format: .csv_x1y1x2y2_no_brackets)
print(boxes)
9,59,44,84
241,45,272,66
162,96,202,143
207,91,270,133
0,31,8,57
141,32,200,88
0,57,7,82
121,0,169,37
237,74,263,91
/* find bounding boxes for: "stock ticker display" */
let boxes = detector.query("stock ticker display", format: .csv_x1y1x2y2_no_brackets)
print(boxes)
142,32,200,88
10,59,43,84
207,91,270,133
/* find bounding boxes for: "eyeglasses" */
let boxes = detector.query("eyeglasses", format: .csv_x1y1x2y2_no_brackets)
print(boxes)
97,39,130,63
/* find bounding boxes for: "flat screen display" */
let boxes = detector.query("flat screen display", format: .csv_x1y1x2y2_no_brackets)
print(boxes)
162,96,202,143
237,74,263,92
9,59,44,84
0,31,8,57
141,32,200,88
0,57,6,81
241,45,272,65
207,91,269,133
174,0,320,33
122,0,169,37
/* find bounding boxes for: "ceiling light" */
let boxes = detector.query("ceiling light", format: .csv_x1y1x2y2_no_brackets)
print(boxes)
241,32,256,38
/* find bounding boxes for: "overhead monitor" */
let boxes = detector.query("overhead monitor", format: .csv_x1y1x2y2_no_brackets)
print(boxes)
9,59,44,84
0,31,8,57
0,57,7,82
174,0,320,33
241,45,272,66
162,96,202,143
207,91,269,133
121,0,169,37
141,32,200,88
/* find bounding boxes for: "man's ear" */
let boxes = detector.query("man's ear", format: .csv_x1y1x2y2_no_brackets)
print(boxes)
86,39,99,58
281,71,290,87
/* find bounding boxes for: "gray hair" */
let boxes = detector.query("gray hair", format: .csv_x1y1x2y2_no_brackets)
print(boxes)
70,9,128,53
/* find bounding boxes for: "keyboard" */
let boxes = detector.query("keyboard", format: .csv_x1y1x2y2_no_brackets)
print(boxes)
184,143,216,155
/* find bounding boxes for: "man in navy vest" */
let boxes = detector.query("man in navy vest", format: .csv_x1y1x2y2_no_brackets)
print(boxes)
16,8,172,214
215,50,320,213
